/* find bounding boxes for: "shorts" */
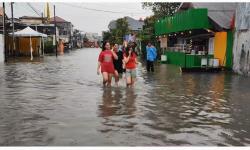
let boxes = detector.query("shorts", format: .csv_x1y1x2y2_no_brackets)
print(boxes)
101,64,115,74
125,69,136,78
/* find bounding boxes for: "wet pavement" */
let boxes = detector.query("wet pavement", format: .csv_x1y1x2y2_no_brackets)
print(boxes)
1,48,250,146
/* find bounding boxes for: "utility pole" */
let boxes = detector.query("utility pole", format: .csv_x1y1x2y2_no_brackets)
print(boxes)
11,2,15,57
41,12,44,23
54,5,57,57
3,2,7,62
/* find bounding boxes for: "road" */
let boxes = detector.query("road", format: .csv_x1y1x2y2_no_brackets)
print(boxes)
0,48,250,146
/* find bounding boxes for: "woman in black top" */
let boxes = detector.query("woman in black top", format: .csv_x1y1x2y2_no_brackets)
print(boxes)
113,44,124,86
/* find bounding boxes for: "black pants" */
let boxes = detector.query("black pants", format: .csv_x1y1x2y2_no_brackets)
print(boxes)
147,60,154,72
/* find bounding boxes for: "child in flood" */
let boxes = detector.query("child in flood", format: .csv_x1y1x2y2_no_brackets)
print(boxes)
97,41,118,87
113,44,124,86
123,46,138,87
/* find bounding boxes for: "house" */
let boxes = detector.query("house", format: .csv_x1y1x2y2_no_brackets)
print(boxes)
4,15,60,55
155,2,237,70
19,16,45,25
108,16,144,32
50,16,73,49
179,3,236,31
83,32,101,48
13,16,59,54
72,29,84,48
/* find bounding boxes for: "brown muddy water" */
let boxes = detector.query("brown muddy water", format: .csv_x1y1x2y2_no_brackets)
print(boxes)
0,48,250,146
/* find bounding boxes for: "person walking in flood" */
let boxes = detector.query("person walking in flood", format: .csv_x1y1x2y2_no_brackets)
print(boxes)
97,41,118,87
113,44,124,86
146,42,157,72
123,46,138,87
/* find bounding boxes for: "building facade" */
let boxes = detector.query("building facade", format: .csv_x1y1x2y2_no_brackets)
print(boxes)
155,3,236,70
233,3,250,75
50,16,73,47
108,16,144,32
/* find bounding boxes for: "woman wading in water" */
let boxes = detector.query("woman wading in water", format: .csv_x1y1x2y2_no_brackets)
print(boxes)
123,46,138,87
97,41,118,87
112,44,124,86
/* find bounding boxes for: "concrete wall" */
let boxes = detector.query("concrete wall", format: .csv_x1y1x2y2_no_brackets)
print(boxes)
0,34,4,63
233,3,250,75
233,30,250,75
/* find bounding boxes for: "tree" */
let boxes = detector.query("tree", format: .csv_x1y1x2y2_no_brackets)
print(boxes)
141,2,181,42
140,3,181,59
102,17,130,45
114,18,130,44
140,16,158,59
102,31,112,43
142,16,156,41
142,2,181,19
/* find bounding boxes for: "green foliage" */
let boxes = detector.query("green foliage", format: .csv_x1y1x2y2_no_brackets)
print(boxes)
142,16,156,42
102,17,130,45
141,2,181,45
142,2,181,19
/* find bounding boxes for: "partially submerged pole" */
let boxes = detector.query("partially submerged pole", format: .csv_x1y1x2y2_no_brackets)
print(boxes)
42,37,44,56
11,2,15,57
30,35,33,61
53,5,57,57
3,2,7,62
41,12,44,56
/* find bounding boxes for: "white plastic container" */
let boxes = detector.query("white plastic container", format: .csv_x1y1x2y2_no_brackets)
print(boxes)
161,55,167,62
191,50,195,55
213,59,219,67
201,58,207,66
209,59,214,67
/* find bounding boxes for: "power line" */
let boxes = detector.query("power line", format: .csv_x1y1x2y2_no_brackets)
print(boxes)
26,3,42,17
9,3,38,18
60,3,147,15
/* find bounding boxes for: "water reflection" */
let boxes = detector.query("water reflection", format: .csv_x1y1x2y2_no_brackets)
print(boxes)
6,57,44,64
98,87,137,136
137,68,242,145
99,88,121,117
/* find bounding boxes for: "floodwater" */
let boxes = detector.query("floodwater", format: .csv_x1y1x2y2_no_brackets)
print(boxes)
1,48,250,146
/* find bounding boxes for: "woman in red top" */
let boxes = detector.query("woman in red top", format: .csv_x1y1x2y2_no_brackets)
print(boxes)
97,41,118,87
123,46,138,87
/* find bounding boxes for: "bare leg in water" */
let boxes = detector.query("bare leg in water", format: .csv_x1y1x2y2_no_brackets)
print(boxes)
102,72,109,86
126,75,132,87
107,73,113,87
131,77,135,87
114,70,119,86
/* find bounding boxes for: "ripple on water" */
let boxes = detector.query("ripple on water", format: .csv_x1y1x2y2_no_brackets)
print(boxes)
1,49,250,146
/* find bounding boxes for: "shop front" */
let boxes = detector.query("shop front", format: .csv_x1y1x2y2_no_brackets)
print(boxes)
155,8,234,70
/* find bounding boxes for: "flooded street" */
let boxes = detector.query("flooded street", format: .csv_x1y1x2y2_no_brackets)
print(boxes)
1,48,250,146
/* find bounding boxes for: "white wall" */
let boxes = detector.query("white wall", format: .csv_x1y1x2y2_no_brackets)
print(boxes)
233,30,250,75
0,34,4,63
233,3,250,75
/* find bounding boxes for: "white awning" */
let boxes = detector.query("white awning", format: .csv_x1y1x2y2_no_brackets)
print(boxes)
9,26,47,37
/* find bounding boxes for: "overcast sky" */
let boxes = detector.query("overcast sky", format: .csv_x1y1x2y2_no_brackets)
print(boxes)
4,2,153,35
